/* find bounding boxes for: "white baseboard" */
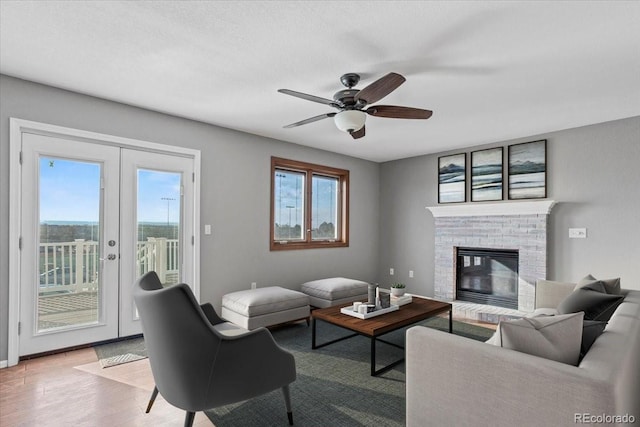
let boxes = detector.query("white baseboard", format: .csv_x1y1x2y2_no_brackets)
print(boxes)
0,360,8,369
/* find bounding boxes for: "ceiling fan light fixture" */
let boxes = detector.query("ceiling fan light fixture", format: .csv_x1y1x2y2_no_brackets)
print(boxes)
334,110,366,133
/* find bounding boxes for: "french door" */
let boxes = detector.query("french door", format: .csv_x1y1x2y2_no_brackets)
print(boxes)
119,149,194,336
17,131,196,356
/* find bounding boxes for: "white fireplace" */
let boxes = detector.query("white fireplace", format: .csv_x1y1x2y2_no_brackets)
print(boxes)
427,200,556,313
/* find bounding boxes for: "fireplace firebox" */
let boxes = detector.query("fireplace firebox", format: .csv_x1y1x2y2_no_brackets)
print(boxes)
456,247,519,309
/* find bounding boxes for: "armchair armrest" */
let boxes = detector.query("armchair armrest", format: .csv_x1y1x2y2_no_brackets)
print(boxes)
200,302,225,326
206,327,296,406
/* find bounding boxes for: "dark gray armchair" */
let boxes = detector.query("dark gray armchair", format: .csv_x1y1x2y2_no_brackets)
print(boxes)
134,272,297,426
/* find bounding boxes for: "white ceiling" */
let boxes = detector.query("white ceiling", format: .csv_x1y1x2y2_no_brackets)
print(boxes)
1,1,639,162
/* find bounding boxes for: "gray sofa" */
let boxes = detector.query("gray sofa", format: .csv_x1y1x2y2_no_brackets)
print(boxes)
406,281,640,427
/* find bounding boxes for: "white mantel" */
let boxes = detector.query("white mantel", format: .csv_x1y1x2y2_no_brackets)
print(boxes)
426,200,556,218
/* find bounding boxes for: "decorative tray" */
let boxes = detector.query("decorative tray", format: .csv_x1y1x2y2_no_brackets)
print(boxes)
340,304,399,319
390,295,413,306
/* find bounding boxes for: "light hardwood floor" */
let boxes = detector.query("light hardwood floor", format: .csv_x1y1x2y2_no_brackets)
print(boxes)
0,347,212,426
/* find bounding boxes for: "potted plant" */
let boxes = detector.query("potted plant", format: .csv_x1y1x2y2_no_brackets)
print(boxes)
390,283,406,297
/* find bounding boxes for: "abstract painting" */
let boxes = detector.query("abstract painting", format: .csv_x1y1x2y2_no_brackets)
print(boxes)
438,153,466,203
471,147,503,201
508,140,546,199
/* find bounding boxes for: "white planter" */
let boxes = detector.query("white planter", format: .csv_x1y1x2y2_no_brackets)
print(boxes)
390,288,405,297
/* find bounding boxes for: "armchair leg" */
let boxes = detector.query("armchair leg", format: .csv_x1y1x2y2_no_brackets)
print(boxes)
184,411,195,427
145,386,159,413
282,385,293,425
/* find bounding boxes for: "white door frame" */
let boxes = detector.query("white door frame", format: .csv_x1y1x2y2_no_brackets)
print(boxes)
8,118,201,367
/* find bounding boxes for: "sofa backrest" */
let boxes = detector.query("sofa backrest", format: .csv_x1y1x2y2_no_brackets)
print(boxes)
535,279,575,309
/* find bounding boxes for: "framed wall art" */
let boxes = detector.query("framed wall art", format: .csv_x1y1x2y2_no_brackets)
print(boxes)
438,153,466,203
508,139,547,199
471,147,503,202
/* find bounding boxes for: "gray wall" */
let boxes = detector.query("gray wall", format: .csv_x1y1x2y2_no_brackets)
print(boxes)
378,116,640,296
0,75,380,360
2,73,638,361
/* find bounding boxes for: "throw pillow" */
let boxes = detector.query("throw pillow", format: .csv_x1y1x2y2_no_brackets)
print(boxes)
557,288,624,321
580,320,607,361
485,327,501,345
575,278,607,293
499,312,584,365
576,274,621,295
486,311,555,346
530,307,559,317
489,315,609,364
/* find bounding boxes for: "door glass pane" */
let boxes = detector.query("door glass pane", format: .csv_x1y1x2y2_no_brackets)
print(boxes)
38,157,101,332
136,169,182,286
273,169,305,240
311,174,338,240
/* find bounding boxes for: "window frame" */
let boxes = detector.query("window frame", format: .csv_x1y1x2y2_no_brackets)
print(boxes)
270,157,349,251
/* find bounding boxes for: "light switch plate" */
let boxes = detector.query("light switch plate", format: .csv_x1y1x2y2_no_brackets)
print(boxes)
569,228,587,238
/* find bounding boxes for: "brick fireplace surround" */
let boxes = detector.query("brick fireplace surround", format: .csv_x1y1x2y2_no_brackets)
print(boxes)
427,201,556,314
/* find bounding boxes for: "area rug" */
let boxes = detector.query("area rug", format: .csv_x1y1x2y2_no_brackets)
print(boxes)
93,336,147,368
205,316,493,427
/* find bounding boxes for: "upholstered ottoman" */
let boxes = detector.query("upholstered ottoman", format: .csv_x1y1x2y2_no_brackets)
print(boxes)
221,286,310,330
300,277,370,308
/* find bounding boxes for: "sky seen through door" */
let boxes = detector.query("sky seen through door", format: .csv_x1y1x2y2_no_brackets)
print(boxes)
39,157,181,224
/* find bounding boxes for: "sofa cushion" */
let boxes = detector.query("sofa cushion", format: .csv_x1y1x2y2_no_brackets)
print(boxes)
557,288,624,321
300,277,369,301
222,286,309,316
498,312,584,365
575,274,621,295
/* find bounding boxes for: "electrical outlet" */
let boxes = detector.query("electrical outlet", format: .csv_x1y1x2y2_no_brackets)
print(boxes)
409,270,414,278
389,268,394,276
204,224,212,235
569,228,587,238
251,282,257,290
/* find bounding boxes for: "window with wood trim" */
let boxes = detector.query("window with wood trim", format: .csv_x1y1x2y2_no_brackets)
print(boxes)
270,157,349,250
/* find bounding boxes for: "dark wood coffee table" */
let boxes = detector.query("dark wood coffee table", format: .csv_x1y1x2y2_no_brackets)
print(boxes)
311,297,452,376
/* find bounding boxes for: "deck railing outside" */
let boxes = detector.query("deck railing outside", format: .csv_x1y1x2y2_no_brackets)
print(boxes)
39,238,179,294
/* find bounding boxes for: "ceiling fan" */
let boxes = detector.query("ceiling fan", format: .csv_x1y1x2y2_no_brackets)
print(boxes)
278,72,432,139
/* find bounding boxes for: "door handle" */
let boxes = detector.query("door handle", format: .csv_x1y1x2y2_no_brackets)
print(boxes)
100,254,117,261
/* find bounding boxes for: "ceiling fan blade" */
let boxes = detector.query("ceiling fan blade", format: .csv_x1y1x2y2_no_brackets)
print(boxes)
283,112,336,128
366,105,433,119
354,72,406,105
350,126,365,139
278,89,341,108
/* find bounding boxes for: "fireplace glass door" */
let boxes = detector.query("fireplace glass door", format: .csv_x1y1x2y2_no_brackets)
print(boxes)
456,248,518,309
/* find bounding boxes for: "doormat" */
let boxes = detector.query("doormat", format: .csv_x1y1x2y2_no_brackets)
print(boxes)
94,336,147,368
